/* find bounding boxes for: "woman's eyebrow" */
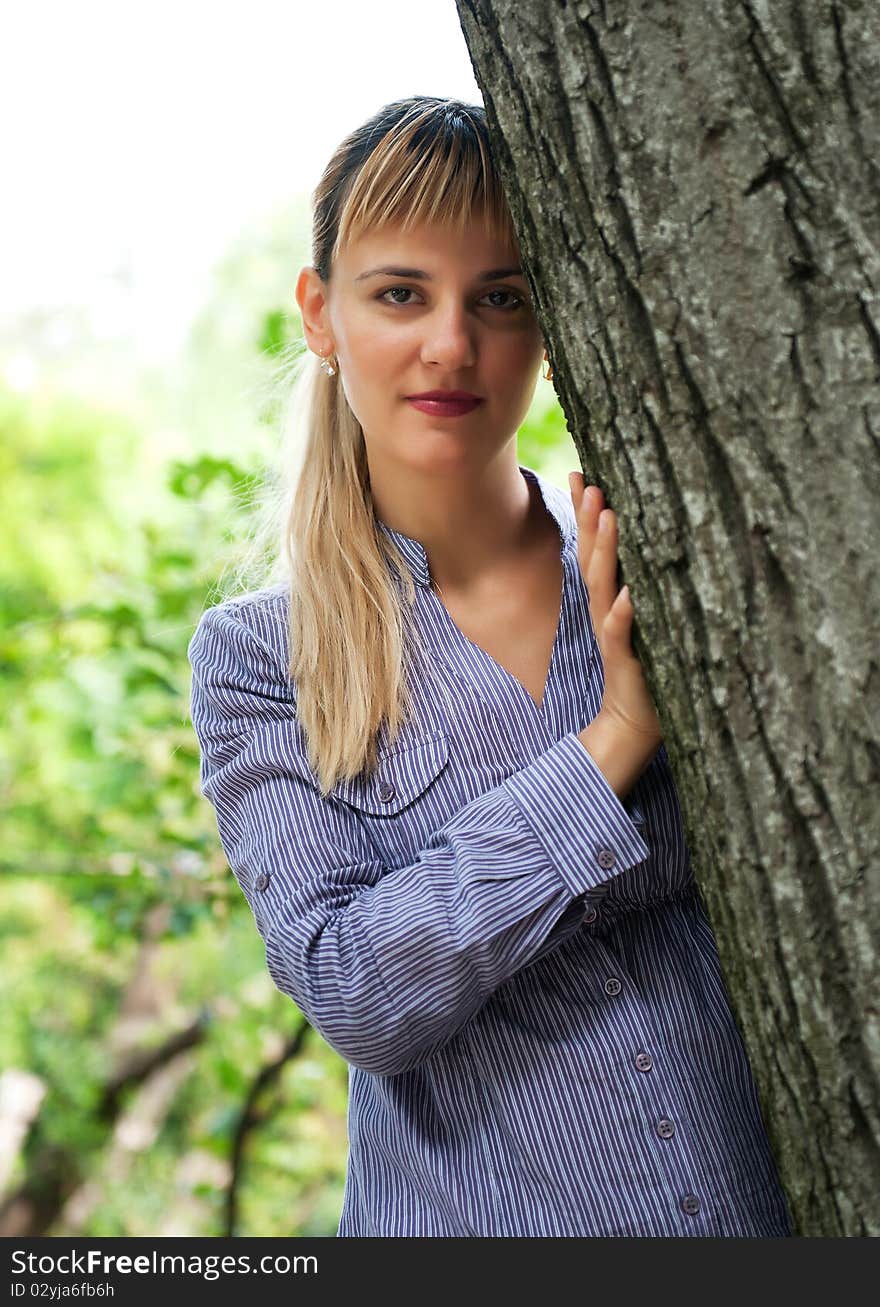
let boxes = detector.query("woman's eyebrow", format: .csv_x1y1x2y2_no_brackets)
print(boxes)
354,264,524,282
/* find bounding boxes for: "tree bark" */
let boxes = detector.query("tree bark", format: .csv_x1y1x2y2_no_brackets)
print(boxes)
455,0,879,1236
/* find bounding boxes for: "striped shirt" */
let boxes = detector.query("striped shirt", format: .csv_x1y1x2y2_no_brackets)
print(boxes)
187,462,793,1237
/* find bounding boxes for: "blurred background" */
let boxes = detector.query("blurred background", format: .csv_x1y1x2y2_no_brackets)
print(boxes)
1,0,574,1236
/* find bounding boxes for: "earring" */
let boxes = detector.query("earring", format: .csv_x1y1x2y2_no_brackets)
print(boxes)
319,350,337,376
543,356,554,382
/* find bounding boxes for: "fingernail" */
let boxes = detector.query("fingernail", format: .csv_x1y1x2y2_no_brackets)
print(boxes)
598,509,610,533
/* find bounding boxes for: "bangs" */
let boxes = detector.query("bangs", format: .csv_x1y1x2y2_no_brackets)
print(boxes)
333,102,518,260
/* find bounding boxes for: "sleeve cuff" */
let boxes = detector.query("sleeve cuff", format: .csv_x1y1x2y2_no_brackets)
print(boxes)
502,731,651,898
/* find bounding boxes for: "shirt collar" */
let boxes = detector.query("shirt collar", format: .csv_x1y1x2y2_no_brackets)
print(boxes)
374,463,575,591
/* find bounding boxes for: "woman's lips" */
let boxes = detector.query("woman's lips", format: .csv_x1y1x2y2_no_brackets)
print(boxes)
406,397,484,417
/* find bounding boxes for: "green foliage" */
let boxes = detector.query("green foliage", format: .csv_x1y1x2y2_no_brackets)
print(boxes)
0,243,574,1235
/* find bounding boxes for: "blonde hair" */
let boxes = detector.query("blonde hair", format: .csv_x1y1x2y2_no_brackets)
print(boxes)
230,97,521,798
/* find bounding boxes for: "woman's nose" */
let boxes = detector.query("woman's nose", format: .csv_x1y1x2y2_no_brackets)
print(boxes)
421,304,477,370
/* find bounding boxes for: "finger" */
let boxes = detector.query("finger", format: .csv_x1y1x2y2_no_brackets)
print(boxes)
603,584,634,648
570,470,603,514
586,507,618,630
573,478,604,575
569,471,591,528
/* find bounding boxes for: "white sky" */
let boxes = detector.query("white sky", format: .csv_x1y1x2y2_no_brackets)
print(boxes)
2,0,481,361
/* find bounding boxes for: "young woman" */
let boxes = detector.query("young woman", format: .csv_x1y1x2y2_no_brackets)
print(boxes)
188,96,793,1237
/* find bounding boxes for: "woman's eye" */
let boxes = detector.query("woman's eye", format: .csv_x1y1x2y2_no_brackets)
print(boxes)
380,287,419,305
377,287,525,310
481,289,524,310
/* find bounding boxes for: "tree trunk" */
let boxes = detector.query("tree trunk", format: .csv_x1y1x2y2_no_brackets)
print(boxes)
455,0,879,1237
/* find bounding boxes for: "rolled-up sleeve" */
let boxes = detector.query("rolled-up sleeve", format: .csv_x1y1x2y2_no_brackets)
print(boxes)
188,603,650,1076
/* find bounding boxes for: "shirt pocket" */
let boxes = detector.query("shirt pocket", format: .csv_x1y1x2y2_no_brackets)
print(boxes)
328,730,454,869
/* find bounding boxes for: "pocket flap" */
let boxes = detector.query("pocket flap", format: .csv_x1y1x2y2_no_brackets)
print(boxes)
329,731,450,817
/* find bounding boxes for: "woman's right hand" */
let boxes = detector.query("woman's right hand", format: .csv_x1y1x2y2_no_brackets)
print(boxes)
569,470,663,762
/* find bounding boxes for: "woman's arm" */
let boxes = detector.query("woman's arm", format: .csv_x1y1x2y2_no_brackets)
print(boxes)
188,603,651,1077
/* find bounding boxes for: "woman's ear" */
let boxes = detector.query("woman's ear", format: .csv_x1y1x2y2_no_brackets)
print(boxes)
295,266,334,358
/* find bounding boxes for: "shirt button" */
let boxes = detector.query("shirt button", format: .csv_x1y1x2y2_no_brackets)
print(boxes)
681,1194,701,1216
604,977,622,996
378,780,396,802
596,847,616,869
656,1118,676,1139
583,905,598,924
635,1052,653,1072
254,871,270,892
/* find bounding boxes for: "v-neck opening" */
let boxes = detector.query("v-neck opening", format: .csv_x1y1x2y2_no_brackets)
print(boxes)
431,565,566,719
427,472,569,722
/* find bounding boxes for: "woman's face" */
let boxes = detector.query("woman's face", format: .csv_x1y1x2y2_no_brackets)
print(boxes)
297,216,545,474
